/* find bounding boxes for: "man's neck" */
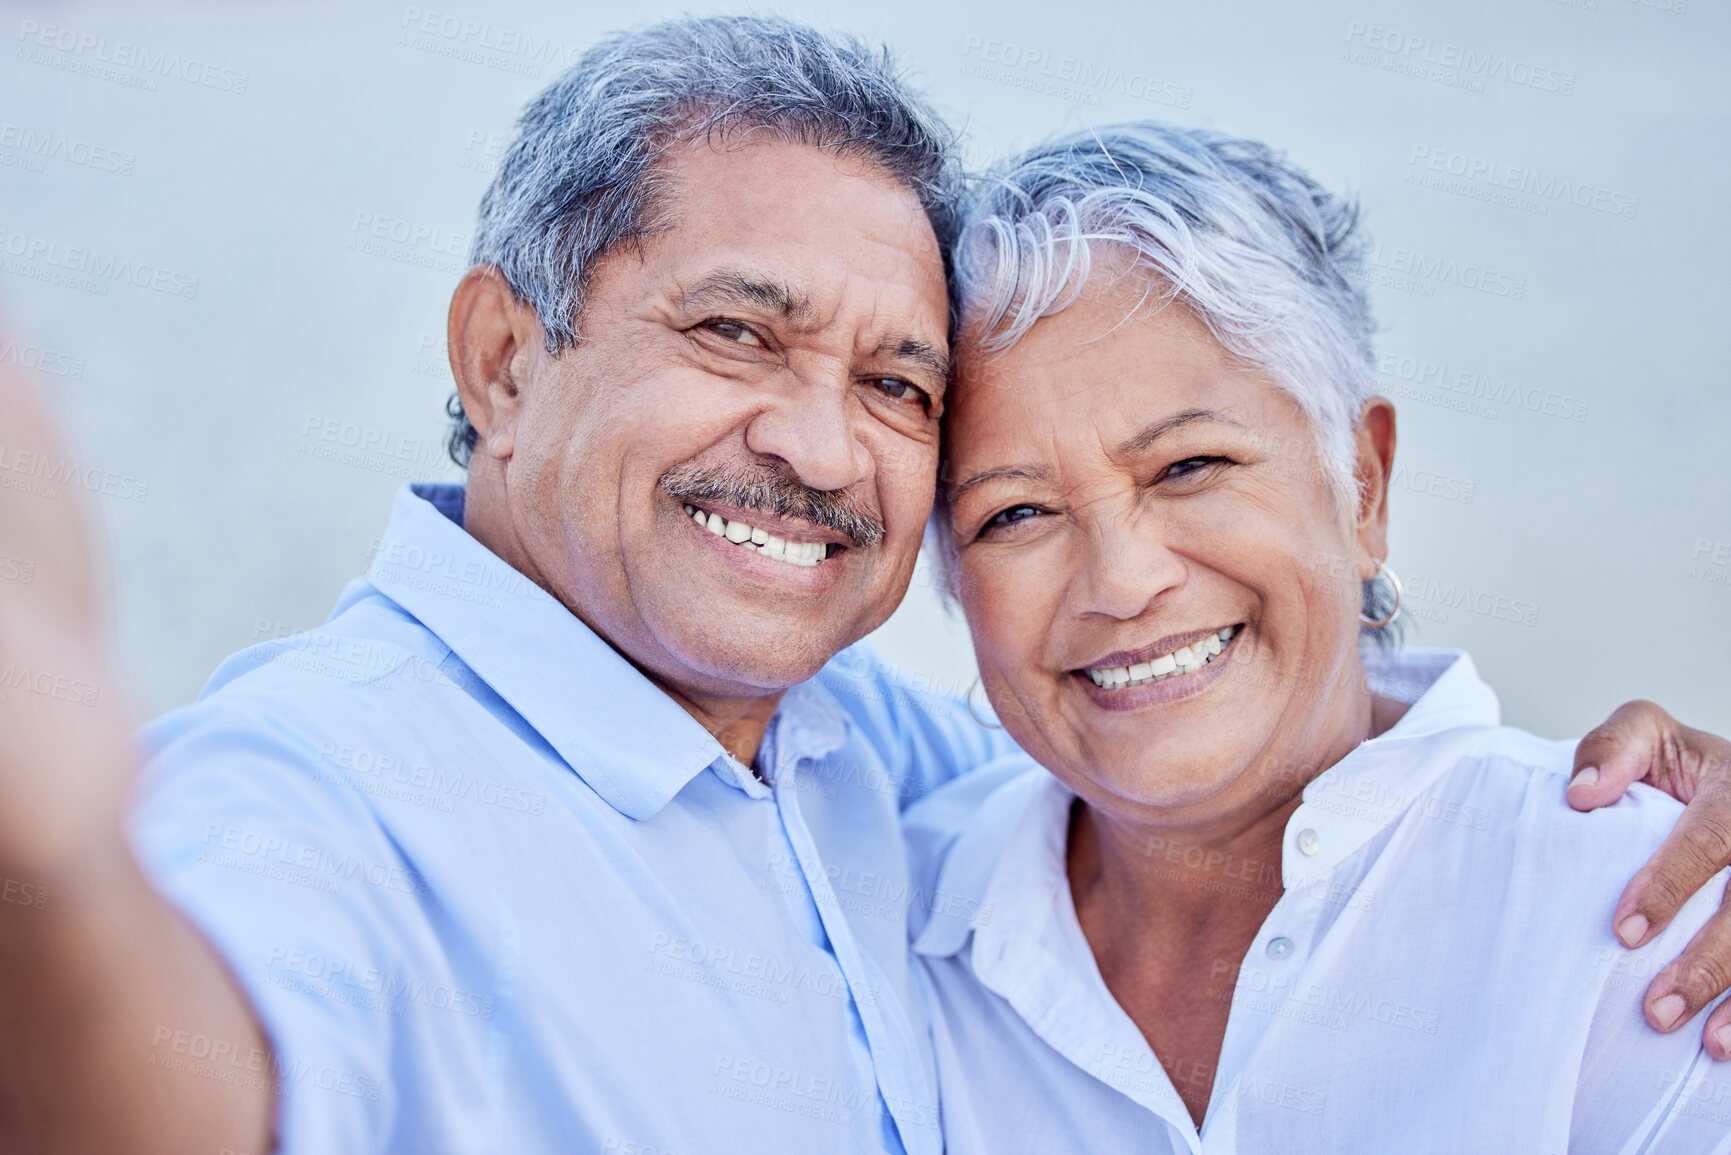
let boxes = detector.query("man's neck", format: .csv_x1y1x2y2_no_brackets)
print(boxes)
461,470,786,768
650,682,786,770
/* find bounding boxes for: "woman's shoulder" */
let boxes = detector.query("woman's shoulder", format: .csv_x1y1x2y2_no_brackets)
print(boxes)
1432,722,1685,857
1348,647,1687,875
1350,719,1731,1005
1305,712,1698,931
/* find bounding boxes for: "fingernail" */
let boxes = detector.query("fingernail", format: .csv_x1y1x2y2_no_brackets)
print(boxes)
1713,1024,1731,1058
1616,914,1649,947
1652,993,1688,1031
1568,766,1600,792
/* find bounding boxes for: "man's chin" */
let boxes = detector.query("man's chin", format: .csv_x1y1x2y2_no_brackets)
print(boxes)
651,620,861,699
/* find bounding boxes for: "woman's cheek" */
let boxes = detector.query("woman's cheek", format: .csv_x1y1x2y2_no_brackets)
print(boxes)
963,556,1042,688
964,575,1023,674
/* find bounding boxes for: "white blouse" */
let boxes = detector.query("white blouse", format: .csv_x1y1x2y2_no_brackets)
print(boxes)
905,649,1731,1154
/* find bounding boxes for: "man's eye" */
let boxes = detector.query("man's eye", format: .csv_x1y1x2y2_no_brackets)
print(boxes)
870,378,931,409
702,319,763,347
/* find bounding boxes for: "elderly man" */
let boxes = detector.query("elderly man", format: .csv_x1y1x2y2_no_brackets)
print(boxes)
1,14,1728,1155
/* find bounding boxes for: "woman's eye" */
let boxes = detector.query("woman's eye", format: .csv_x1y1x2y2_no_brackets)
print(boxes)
1161,456,1226,481
702,319,763,347
871,378,931,410
981,504,1042,534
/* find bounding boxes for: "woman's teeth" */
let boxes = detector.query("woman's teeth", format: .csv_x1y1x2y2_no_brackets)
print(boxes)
1085,625,1239,689
685,504,831,567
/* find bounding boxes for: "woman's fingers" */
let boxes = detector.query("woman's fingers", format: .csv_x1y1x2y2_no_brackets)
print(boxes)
1613,771,1731,948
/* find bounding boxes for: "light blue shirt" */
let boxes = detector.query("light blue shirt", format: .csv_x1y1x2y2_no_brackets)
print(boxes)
129,482,1012,1155
906,649,1731,1154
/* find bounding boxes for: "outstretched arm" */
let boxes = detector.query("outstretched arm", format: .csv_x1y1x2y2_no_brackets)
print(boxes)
1567,701,1731,1060
0,331,273,1152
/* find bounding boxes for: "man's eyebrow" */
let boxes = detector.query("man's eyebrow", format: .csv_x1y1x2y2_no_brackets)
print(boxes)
874,336,950,383
1116,408,1242,457
678,270,817,325
948,464,1053,504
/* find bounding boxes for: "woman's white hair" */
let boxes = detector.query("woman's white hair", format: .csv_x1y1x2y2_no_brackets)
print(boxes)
953,120,1375,494
935,120,1398,638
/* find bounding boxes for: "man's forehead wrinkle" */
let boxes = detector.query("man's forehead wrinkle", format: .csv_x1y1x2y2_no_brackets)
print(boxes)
846,275,949,381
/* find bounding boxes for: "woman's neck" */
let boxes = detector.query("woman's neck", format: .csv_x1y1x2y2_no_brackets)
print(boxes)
1068,790,1296,947
1066,690,1410,1126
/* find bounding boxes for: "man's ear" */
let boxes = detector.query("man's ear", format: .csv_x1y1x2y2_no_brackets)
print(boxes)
447,267,542,462
1351,397,1398,578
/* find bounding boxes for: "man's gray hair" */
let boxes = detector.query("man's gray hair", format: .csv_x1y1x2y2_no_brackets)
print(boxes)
447,13,959,465
952,120,1376,500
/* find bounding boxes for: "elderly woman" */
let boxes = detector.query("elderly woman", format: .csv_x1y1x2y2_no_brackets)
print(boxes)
906,123,1729,1152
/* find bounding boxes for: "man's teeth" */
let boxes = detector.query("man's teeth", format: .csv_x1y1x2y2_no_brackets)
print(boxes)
685,505,830,567
1086,626,1240,689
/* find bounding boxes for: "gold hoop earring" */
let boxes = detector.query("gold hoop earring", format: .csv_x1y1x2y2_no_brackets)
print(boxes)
1358,560,1404,628
965,678,1004,730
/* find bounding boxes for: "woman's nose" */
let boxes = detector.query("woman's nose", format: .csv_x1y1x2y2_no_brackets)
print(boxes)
1070,510,1187,621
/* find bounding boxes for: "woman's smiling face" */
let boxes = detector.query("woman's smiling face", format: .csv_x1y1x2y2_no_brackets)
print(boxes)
945,273,1396,825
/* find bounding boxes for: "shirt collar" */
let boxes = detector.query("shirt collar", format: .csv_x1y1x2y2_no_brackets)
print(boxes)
1285,647,1500,888
1361,646,1499,738
909,760,1062,962
913,768,1056,961
743,675,852,797
366,482,724,820
912,647,1494,958
913,771,1191,1120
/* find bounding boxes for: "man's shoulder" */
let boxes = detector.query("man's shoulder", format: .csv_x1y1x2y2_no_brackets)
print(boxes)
138,585,480,795
812,643,1019,804
902,755,1047,846
814,642,973,726
197,585,454,704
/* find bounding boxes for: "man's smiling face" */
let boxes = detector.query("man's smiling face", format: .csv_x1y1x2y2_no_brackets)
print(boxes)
463,136,950,706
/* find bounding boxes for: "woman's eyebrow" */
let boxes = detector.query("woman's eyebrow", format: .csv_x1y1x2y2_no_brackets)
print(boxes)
948,464,1052,503
1115,408,1243,457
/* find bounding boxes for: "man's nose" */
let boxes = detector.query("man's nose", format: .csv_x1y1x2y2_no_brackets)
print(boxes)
742,375,873,494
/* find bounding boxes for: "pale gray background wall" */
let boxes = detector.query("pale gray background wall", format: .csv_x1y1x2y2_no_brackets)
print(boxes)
3,0,1726,737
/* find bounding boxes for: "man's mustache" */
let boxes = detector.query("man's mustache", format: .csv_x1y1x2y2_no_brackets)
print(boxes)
660,462,886,549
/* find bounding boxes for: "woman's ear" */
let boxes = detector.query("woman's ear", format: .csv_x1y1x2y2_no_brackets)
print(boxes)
447,267,542,464
1352,397,1398,578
